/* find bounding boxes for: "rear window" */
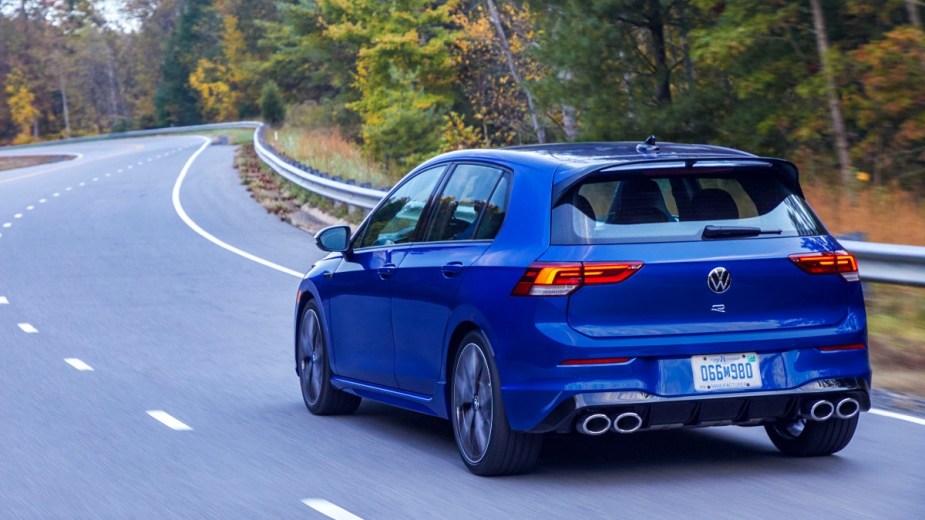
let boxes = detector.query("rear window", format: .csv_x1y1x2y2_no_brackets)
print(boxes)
551,169,823,244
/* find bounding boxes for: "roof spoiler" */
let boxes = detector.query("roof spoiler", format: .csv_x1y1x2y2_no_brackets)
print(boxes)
552,156,803,201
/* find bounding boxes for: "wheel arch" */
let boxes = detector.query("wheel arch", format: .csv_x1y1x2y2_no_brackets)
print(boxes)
294,284,322,377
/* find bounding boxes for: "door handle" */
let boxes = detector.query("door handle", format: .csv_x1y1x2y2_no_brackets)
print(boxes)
378,263,397,279
441,262,465,277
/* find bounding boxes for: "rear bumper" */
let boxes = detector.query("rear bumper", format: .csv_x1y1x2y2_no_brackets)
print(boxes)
527,377,870,433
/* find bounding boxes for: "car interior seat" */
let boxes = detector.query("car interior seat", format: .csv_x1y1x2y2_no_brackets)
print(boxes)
608,178,671,224
685,188,739,221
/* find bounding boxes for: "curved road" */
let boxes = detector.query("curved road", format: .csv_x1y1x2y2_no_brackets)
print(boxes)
1,136,922,519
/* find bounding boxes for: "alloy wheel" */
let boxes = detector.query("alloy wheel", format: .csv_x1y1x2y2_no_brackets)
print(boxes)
453,342,494,464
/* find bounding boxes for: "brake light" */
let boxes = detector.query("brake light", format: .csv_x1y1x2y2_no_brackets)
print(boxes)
512,262,643,296
560,357,632,366
818,343,866,352
789,251,860,281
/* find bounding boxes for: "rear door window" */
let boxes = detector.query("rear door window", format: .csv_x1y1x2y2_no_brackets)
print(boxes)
552,168,823,244
422,164,508,242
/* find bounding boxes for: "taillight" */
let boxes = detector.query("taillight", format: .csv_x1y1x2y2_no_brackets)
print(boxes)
512,262,643,296
789,251,860,282
817,343,866,352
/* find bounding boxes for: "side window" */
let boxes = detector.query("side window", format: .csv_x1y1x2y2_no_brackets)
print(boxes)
475,173,510,240
423,164,505,242
358,166,446,248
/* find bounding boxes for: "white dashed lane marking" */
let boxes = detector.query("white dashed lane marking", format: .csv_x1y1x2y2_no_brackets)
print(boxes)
79,182,86,186
302,499,364,520
18,323,38,333
64,358,94,371
66,187,72,191
53,192,60,197
39,198,46,203
14,213,22,219
0,296,9,304
146,411,193,431
2,223,11,228
26,205,34,210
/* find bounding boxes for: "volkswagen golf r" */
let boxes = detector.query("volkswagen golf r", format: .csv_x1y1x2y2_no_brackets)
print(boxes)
294,137,871,475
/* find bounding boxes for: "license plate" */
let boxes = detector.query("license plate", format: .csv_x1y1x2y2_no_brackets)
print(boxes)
691,352,761,392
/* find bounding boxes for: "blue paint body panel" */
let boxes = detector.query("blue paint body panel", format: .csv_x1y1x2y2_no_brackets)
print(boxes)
295,142,871,432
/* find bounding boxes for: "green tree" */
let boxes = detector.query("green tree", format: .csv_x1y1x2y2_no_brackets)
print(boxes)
320,0,462,171
260,81,286,126
155,0,220,126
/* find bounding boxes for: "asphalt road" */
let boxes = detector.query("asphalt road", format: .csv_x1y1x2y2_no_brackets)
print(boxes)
1,136,923,519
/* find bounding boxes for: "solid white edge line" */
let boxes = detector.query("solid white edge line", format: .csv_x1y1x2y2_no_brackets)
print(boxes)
18,323,38,333
869,408,925,426
146,410,193,431
64,358,94,371
301,499,364,520
171,137,302,279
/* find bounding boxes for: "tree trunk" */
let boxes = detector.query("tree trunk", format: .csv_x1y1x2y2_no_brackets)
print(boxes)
646,0,672,106
906,0,923,29
809,0,853,188
60,73,71,139
484,0,545,143
561,104,578,141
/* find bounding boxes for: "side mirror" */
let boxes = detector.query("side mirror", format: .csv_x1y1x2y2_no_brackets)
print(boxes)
315,225,352,252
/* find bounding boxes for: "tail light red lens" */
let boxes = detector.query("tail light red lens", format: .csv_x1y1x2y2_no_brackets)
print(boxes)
817,343,866,352
560,357,632,366
789,251,860,282
512,262,643,296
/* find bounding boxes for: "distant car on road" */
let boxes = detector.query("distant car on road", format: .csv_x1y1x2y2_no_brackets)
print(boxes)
295,137,871,475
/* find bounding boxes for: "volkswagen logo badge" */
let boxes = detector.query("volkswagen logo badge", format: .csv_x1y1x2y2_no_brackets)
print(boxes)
707,267,731,294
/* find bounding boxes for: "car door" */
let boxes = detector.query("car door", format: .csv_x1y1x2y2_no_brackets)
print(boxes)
327,165,447,387
391,164,511,395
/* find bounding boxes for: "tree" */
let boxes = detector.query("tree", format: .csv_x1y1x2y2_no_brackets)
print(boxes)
4,66,39,143
809,0,853,188
845,27,925,187
260,81,286,126
155,0,220,126
320,0,462,170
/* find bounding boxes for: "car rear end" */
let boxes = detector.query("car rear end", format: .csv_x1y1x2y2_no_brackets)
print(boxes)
495,157,870,446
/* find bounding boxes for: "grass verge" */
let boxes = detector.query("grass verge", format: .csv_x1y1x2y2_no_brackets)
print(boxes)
0,154,76,171
234,142,362,232
866,283,925,396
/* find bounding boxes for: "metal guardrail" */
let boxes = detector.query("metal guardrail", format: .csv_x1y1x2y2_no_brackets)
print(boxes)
5,121,923,286
841,240,925,287
252,127,387,210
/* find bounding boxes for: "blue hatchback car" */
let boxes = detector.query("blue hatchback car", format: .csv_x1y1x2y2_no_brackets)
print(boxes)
296,138,871,475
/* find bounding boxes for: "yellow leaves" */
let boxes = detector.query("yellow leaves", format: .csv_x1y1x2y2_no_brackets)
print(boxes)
4,67,39,144
189,59,238,121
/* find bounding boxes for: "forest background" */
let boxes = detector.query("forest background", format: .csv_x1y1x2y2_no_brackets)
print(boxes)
1,0,924,228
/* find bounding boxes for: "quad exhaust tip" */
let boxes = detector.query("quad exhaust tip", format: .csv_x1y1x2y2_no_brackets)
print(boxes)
806,400,835,421
577,413,612,435
612,412,643,434
836,398,860,419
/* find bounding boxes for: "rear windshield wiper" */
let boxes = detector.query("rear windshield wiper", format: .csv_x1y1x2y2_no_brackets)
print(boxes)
702,225,783,239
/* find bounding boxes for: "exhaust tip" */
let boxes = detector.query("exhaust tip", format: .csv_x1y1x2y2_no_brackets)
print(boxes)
577,413,612,435
836,398,860,419
807,400,835,421
612,412,643,434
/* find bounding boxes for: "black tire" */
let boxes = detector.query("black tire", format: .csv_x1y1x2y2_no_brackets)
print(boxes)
298,302,360,415
450,331,542,476
765,415,859,456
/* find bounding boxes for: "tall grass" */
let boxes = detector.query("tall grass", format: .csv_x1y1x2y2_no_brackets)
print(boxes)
266,103,394,189
803,183,925,246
